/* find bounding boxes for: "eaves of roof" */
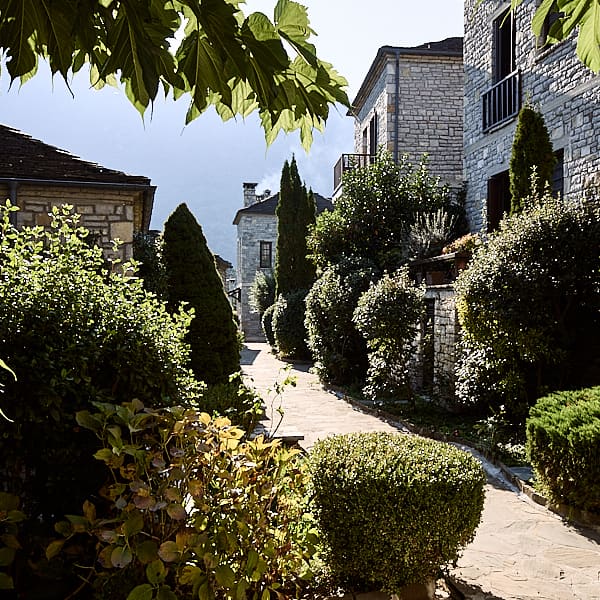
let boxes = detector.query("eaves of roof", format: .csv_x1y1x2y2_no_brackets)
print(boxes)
349,37,464,117
233,192,333,225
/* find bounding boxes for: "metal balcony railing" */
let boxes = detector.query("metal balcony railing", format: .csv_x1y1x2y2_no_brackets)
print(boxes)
482,70,521,132
333,154,376,194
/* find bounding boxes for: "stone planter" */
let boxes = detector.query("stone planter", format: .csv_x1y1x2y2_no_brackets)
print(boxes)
327,579,435,600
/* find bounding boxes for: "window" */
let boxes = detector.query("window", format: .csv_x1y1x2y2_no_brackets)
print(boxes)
483,8,520,131
552,149,564,198
487,170,511,232
368,113,378,155
493,8,515,83
259,241,272,268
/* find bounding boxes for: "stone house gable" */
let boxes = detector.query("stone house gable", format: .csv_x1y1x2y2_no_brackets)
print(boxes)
463,0,600,232
334,37,464,198
233,183,332,341
0,124,155,260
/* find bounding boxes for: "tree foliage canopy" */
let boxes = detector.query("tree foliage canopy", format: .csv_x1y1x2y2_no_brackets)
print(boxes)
275,156,315,297
0,0,349,148
162,203,240,385
511,0,600,72
307,151,459,272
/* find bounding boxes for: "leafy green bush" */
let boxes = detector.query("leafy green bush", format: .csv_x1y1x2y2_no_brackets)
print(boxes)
248,270,275,316
0,492,25,592
196,374,262,433
261,303,276,347
305,258,379,385
162,203,240,385
527,387,600,513
272,290,310,359
132,231,167,298
455,195,600,423
309,432,485,594
307,151,462,272
49,401,320,600
0,203,197,524
354,268,425,399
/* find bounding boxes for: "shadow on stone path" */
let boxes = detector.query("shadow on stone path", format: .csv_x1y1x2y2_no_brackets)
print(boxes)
242,343,600,600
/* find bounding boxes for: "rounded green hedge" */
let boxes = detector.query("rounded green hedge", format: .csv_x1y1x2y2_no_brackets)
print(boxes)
309,432,486,594
272,289,310,359
527,386,600,514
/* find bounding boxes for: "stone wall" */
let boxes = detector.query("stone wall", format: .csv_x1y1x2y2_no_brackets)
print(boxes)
411,285,459,400
235,213,277,341
354,53,464,189
0,183,142,261
464,0,600,231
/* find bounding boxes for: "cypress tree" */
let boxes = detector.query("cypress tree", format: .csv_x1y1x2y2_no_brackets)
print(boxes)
509,104,556,214
162,203,239,385
275,156,316,297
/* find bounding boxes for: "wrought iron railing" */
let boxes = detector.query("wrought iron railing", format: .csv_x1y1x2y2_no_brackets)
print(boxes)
482,70,521,132
333,154,376,194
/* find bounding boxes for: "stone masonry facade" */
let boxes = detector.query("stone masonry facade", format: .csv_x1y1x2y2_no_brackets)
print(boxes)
0,124,154,262
353,43,464,190
464,0,600,231
234,183,276,341
0,183,144,261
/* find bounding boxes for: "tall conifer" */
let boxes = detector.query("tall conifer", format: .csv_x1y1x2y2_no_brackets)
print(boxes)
275,156,316,297
510,104,556,214
162,203,239,384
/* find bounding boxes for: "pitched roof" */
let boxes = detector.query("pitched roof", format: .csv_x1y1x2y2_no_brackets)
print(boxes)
0,123,151,186
351,37,463,115
233,192,333,225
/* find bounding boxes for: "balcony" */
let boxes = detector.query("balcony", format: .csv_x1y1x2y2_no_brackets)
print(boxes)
482,70,521,132
333,154,375,197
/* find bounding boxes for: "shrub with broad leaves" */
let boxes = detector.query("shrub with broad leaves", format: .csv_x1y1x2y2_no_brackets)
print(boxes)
48,401,320,600
354,268,425,400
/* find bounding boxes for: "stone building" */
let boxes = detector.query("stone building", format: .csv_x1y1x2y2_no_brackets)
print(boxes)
233,183,332,341
334,37,464,197
0,124,154,260
463,0,600,231
332,37,464,396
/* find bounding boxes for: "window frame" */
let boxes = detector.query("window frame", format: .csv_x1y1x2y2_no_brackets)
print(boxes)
259,240,272,269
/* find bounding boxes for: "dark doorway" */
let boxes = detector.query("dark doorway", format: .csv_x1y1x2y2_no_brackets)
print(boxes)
487,170,511,232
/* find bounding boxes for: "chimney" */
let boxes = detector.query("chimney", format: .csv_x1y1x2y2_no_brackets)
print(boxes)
243,182,258,207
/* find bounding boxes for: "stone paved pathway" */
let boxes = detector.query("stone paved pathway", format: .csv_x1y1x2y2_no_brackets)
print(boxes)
242,343,600,600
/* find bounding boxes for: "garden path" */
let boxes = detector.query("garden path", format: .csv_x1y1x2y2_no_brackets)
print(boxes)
241,343,600,600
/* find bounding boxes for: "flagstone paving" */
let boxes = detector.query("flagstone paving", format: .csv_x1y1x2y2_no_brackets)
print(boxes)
241,342,600,600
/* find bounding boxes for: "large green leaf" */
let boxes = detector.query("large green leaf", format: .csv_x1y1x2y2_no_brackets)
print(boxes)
0,0,350,145
575,0,600,71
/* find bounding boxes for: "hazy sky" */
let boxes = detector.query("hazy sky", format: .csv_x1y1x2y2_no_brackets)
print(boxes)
0,1,463,263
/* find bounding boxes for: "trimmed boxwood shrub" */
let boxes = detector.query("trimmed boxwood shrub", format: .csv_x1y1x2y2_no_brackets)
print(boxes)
527,387,600,514
272,289,310,359
309,432,486,594
262,303,276,347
